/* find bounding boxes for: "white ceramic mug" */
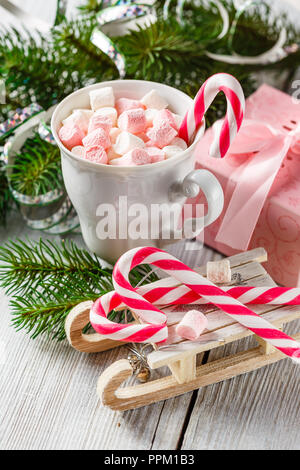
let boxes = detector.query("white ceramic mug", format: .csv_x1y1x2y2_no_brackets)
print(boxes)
51,80,224,263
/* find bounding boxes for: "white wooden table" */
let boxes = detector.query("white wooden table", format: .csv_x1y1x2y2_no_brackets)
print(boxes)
0,0,299,451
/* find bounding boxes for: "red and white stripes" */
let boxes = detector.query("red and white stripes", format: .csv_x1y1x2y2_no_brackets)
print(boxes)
112,247,300,362
178,73,245,158
90,290,168,343
139,284,300,307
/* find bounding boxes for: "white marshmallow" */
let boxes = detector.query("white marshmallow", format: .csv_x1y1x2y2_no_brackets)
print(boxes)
163,145,183,159
89,87,115,111
109,127,122,144
141,89,168,110
173,113,183,129
94,107,118,126
169,137,187,150
145,108,158,127
107,147,121,162
71,146,85,158
113,131,145,155
207,260,231,284
73,109,94,119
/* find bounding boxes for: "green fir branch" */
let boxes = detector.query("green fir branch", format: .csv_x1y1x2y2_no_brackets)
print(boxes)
0,238,158,340
0,238,112,295
8,134,62,197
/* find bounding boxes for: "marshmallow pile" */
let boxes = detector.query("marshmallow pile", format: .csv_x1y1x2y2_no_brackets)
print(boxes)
58,87,187,166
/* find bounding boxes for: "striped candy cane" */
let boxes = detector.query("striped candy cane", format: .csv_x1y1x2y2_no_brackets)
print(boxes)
140,284,300,307
113,247,300,362
91,267,300,343
90,284,300,344
178,73,245,158
90,291,168,343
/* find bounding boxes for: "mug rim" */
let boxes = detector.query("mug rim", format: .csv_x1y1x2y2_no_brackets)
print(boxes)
51,79,203,173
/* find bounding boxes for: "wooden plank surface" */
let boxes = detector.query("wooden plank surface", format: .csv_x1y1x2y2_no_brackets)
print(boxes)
0,0,299,451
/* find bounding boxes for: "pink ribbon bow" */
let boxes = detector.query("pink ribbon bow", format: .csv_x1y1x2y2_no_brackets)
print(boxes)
214,118,300,251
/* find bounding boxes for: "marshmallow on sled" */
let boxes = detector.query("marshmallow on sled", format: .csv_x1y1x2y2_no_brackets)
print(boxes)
59,124,85,150
110,148,151,166
163,145,183,159
83,128,110,150
176,310,208,341
94,107,118,126
63,109,92,134
89,87,115,111
147,147,165,163
88,115,113,134
84,146,108,164
118,109,147,134
207,259,232,284
115,98,144,115
146,123,177,148
113,131,145,155
141,89,168,110
71,145,85,158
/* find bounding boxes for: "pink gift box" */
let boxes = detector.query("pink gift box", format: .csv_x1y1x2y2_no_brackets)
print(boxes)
194,84,300,286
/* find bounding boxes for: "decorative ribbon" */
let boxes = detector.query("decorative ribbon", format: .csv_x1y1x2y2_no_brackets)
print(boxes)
206,0,299,65
0,104,44,142
213,118,300,251
0,104,79,234
91,0,299,78
91,1,154,78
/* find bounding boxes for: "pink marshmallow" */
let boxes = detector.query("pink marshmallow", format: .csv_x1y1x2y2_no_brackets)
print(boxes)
88,115,113,134
62,110,91,134
82,128,110,150
84,146,108,164
118,109,147,134
136,133,150,143
176,310,208,341
59,124,85,150
146,123,177,148
153,109,178,130
147,147,165,163
115,98,144,115
110,148,151,166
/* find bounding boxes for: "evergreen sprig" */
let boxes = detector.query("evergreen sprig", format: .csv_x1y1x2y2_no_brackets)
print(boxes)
0,238,113,295
8,134,61,196
0,238,158,340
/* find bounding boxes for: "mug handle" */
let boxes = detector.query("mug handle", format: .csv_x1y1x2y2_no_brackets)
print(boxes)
165,169,224,243
181,169,224,228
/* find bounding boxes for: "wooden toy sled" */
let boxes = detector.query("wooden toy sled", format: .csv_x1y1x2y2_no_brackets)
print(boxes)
65,248,300,411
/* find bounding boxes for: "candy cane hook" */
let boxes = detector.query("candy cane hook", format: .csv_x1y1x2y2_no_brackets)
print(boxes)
179,73,245,158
